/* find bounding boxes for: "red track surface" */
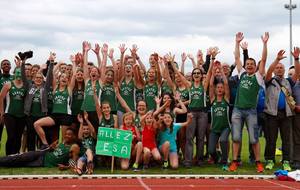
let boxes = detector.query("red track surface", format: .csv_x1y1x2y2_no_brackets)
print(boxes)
0,178,299,190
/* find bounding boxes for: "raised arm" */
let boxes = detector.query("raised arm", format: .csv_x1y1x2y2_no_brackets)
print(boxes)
92,43,102,71
265,50,286,82
133,64,145,89
174,92,187,115
196,50,204,68
77,114,84,140
292,47,300,81
240,41,249,67
221,67,230,102
163,61,176,92
209,65,216,103
180,52,187,74
131,44,146,74
100,43,108,83
83,41,92,82
45,53,55,91
83,112,96,139
115,86,132,112
118,44,127,81
20,57,29,89
93,86,102,122
259,32,269,76
235,32,244,74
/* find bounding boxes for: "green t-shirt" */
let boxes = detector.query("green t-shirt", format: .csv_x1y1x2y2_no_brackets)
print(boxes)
101,83,116,112
99,114,115,128
161,80,173,96
235,72,261,109
31,89,44,117
135,88,144,102
6,82,26,117
144,82,158,111
211,98,230,133
43,143,71,167
134,114,142,133
81,80,101,112
117,79,135,112
177,87,189,102
52,87,71,114
188,82,206,109
0,74,13,90
71,88,84,116
81,136,96,152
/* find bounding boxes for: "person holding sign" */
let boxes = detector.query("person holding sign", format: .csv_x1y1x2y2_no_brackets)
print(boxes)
140,111,161,169
120,112,143,171
158,112,193,169
76,112,96,175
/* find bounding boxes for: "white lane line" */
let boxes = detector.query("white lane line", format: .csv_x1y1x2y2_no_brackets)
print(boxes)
137,177,151,190
264,179,298,190
0,174,275,180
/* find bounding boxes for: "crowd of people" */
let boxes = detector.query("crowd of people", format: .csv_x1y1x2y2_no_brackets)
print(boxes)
0,32,299,175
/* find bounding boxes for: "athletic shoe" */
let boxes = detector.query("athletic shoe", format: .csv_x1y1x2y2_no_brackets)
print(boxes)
229,161,238,172
39,144,49,150
132,163,139,171
265,160,274,170
275,148,283,156
183,162,192,168
282,160,291,171
207,157,215,164
256,162,264,173
222,164,229,171
162,161,169,169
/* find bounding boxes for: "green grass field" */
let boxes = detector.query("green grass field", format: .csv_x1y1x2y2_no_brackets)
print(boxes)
0,127,283,175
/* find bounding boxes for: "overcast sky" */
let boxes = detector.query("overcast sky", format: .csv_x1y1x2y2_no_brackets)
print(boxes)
0,0,299,72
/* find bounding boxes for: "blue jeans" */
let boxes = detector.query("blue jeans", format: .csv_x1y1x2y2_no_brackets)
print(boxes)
231,107,259,144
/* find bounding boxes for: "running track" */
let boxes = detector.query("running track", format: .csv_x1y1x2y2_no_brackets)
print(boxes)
0,177,300,190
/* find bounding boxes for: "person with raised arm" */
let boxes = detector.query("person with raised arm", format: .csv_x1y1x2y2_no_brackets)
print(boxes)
229,32,269,173
183,48,217,168
69,53,85,134
80,41,102,132
23,52,54,151
157,112,193,169
76,112,96,175
264,49,298,171
290,47,300,169
140,111,161,169
208,62,230,171
0,57,26,155
34,54,75,150
120,112,143,171
116,44,140,126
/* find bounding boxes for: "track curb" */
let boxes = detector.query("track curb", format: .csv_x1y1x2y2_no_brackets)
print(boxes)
0,174,275,180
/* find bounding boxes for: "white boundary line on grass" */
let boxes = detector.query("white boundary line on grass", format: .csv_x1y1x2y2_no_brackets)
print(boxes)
0,174,275,180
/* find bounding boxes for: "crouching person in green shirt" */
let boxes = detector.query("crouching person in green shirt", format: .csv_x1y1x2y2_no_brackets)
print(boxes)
0,128,79,168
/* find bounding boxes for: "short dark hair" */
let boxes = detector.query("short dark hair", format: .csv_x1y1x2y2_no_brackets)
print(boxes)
1,59,10,66
246,58,256,65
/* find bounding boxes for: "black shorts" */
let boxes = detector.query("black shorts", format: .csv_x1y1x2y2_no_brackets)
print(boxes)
50,113,72,126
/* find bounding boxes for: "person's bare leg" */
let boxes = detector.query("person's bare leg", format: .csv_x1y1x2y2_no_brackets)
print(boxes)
34,117,55,145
